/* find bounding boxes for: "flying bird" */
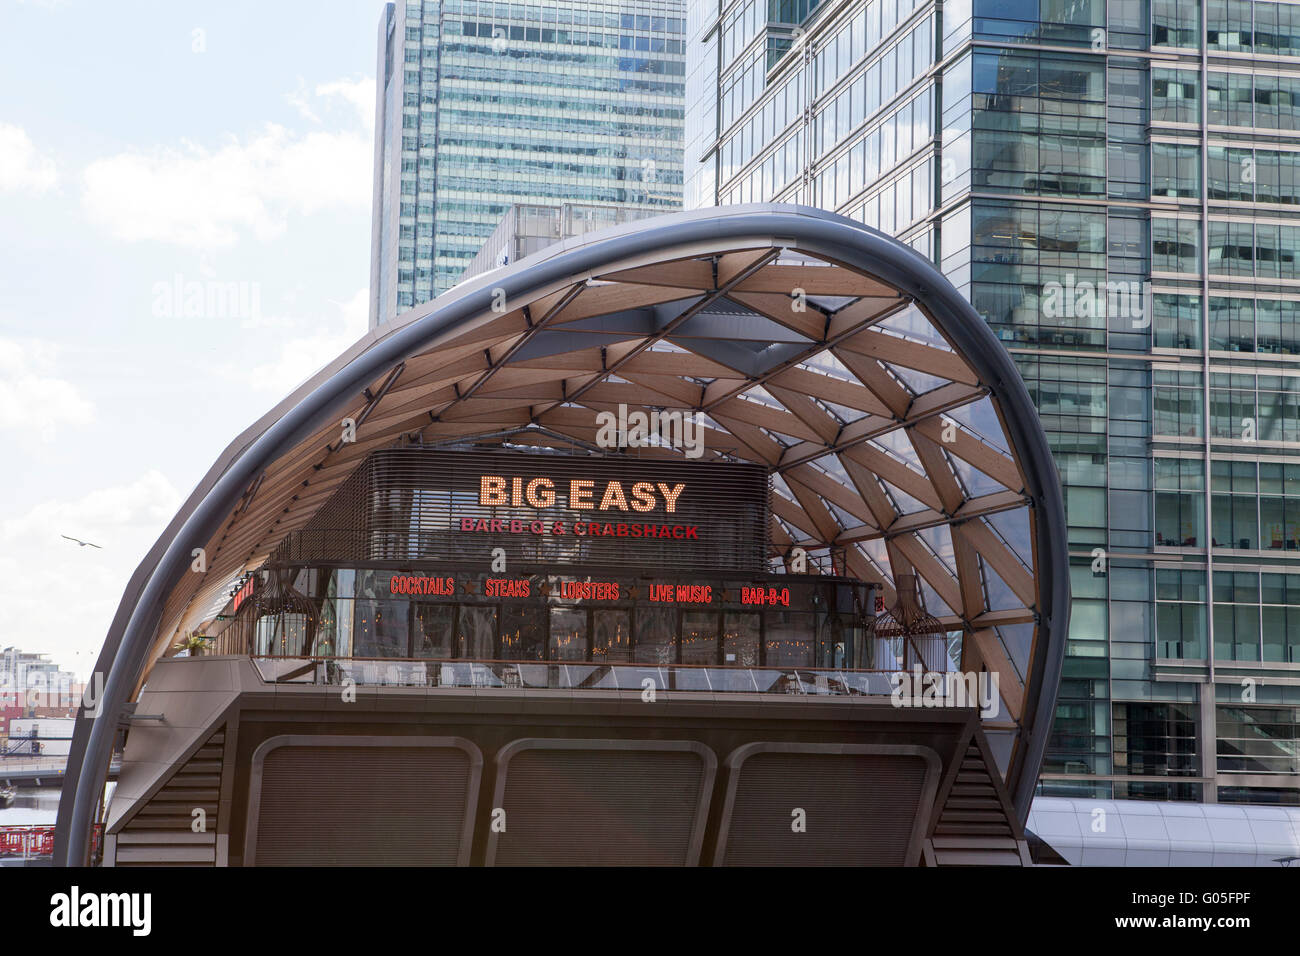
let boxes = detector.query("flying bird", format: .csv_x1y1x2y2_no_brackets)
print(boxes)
61,535,102,549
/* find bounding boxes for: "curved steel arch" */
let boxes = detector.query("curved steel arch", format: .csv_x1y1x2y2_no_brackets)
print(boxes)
56,205,1068,864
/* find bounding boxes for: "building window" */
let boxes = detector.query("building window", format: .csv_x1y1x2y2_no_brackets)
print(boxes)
1218,705,1300,772
1213,570,1262,660
1151,142,1200,198
1155,457,1205,547
1155,567,1207,658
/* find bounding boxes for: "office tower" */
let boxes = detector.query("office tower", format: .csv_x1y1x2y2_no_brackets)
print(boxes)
369,0,688,325
688,0,1300,805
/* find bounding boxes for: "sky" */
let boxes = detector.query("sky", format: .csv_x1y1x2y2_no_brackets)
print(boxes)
0,0,393,678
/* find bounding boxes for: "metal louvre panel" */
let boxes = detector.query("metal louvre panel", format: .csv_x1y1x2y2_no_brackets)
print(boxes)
489,742,714,866
718,751,934,867
113,728,226,866
271,448,771,574
250,742,475,866
122,729,224,834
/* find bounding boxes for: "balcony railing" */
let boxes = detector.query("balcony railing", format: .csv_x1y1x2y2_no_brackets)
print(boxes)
249,655,917,698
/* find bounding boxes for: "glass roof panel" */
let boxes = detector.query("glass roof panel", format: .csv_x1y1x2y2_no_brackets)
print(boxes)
980,557,1022,612
822,400,873,424
948,452,1008,497
871,431,924,473
759,428,799,446
916,576,954,618
879,477,930,515
808,294,856,311
770,472,797,503
739,384,783,408
813,452,850,484
774,514,801,541
943,396,1011,455
826,500,868,532
886,364,950,394
798,352,855,380
873,303,953,351
995,622,1033,681
773,250,831,268
919,524,958,576
857,538,891,579
988,506,1034,569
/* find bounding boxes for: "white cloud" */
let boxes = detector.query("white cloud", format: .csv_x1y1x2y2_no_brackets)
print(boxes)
285,79,322,124
82,123,372,247
288,76,376,130
0,337,95,435
221,286,369,395
314,77,376,130
0,122,58,194
0,471,184,679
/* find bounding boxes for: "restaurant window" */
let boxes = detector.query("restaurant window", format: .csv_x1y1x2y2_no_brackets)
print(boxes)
549,607,589,661
593,609,631,662
723,612,760,666
412,603,455,658
354,600,408,658
635,607,677,664
500,605,546,660
680,611,719,664
765,611,815,666
457,605,496,659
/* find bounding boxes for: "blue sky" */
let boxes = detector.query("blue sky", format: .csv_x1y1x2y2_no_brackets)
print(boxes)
0,0,391,677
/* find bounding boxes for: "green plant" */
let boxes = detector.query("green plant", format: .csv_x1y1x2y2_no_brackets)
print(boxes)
174,634,208,653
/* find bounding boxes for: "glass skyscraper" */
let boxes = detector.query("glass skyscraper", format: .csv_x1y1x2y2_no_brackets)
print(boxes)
369,0,688,326
687,0,1300,805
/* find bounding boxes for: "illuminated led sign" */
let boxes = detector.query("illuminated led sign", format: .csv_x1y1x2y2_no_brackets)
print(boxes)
388,575,794,606
293,448,771,575
390,576,455,596
557,581,620,600
459,518,699,538
479,476,686,513
232,577,256,612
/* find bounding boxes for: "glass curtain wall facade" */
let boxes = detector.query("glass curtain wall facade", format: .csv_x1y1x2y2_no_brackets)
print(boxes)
687,0,1300,805
369,0,688,326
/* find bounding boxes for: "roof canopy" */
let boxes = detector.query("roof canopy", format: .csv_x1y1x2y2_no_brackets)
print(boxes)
59,205,1068,861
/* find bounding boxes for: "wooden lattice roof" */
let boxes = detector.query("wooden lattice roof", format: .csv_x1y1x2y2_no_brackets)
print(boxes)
154,227,1048,726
